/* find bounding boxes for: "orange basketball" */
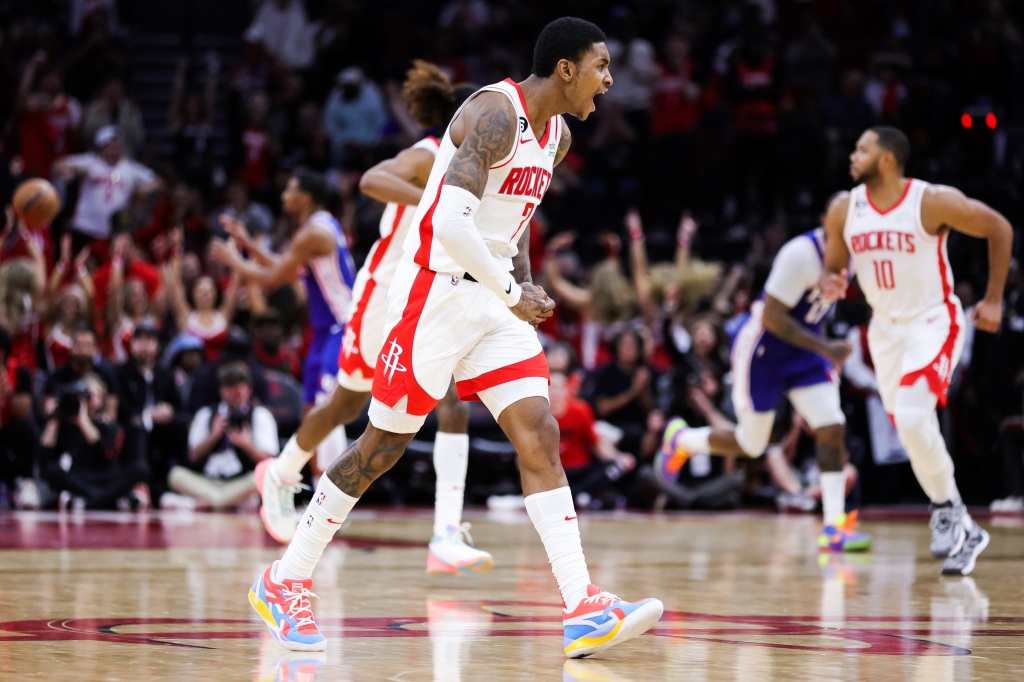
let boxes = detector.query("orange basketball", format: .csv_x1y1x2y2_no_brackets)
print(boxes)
12,178,60,227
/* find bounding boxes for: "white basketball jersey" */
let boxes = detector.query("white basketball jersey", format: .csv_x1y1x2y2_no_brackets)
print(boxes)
845,179,956,319
362,136,439,288
403,78,561,274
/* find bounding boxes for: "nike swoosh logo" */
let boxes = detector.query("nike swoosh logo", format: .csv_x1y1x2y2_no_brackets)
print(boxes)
326,518,344,525
506,281,512,295
520,137,531,144
564,515,577,521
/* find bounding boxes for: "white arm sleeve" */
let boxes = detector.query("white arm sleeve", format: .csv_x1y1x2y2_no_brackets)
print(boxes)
433,185,523,306
763,238,821,307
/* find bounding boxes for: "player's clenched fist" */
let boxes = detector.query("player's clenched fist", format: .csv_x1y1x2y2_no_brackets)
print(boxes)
511,282,556,327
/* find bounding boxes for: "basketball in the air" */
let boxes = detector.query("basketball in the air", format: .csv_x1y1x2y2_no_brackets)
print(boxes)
12,178,60,227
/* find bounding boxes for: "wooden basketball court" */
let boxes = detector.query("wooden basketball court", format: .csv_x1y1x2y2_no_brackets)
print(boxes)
1,508,1022,680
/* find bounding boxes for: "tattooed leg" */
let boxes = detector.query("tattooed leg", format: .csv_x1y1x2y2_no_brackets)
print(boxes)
326,424,416,497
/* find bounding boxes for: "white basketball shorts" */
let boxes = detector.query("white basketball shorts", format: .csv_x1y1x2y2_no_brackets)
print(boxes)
368,260,549,433
867,298,966,413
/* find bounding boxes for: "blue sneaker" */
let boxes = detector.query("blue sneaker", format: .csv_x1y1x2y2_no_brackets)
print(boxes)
655,417,690,486
249,561,326,651
562,584,664,658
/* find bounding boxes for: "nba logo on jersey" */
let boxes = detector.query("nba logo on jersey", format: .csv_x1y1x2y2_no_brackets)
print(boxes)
316,492,326,506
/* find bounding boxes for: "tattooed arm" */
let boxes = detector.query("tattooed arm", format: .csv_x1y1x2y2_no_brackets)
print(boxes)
432,92,553,326
512,225,532,284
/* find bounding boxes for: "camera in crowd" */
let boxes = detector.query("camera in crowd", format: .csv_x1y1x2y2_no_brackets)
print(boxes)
56,380,90,421
218,402,251,430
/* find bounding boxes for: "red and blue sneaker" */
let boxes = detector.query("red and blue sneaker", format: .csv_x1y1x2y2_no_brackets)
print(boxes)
654,417,691,486
249,561,326,651
818,510,873,552
562,584,664,658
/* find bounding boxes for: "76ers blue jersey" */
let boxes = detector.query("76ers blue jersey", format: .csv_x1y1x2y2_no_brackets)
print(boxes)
731,229,836,413
302,210,357,333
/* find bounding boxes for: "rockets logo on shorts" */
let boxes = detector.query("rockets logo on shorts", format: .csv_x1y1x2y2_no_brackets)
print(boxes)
342,325,358,359
380,338,407,384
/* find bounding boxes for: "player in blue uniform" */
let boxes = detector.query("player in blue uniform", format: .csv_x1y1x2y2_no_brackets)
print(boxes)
657,193,871,551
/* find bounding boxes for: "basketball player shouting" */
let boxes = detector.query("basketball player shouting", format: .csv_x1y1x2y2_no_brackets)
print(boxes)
222,62,494,577
249,17,664,657
819,126,1013,576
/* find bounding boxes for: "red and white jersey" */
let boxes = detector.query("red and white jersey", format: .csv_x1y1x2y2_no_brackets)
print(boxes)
845,179,957,320
404,78,561,275
361,137,440,289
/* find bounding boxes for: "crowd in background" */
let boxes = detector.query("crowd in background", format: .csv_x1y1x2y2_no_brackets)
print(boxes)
1,0,1022,514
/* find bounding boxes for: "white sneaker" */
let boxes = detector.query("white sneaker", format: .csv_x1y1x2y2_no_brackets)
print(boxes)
427,523,494,575
159,491,197,511
13,478,41,510
255,459,304,543
989,496,1024,513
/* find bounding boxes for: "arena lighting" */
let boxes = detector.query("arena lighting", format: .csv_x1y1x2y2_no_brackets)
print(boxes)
986,112,997,129
961,113,973,129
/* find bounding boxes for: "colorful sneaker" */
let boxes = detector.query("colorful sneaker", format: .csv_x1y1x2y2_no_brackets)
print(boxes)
249,561,326,651
427,523,494,575
562,584,664,658
654,417,690,486
255,459,305,544
818,510,872,552
941,517,990,576
929,502,964,558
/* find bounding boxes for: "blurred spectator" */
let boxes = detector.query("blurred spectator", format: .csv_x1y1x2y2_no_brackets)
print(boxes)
168,55,218,195
187,328,271,413
323,67,387,169
163,245,240,362
161,333,205,408
550,371,636,510
42,327,119,423
15,50,81,179
42,235,94,369
115,318,186,505
102,233,164,364
0,325,40,509
244,0,315,71
65,7,127,101
233,90,279,201
41,373,147,510
251,309,302,381
52,126,159,253
582,328,656,457
604,19,658,141
0,257,44,371
282,100,332,173
80,76,145,159
208,181,274,241
168,362,278,510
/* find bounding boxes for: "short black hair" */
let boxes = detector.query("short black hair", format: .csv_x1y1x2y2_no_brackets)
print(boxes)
292,168,328,207
869,126,911,170
532,17,607,77
217,361,252,387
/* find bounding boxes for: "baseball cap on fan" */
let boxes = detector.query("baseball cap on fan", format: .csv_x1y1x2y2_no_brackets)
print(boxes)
94,125,120,149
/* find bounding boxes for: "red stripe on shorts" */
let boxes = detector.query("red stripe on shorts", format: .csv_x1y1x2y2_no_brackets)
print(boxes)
337,276,377,379
456,351,550,402
367,205,404,276
898,232,959,406
371,267,439,416
414,176,444,268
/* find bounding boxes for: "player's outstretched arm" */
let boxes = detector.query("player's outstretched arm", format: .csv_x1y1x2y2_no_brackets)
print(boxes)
209,223,334,291
820,192,851,302
922,185,1013,332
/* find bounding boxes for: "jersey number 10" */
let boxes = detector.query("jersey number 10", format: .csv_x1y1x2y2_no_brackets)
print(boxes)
873,259,896,289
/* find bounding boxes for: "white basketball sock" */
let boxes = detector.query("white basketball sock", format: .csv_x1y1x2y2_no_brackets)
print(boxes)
679,426,712,453
274,435,312,479
433,432,469,537
525,486,591,611
276,476,358,580
820,471,846,527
